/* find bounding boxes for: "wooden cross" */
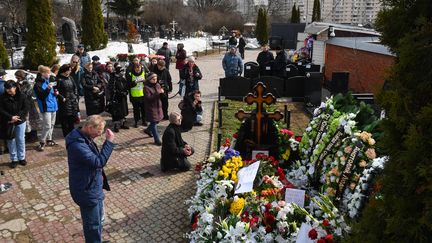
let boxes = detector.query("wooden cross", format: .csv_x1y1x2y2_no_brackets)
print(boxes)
235,82,283,145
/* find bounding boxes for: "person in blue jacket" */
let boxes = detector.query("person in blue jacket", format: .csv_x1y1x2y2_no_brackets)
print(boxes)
66,115,115,243
34,65,59,152
222,46,243,78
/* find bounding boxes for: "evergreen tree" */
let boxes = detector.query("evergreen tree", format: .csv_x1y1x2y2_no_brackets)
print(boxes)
255,8,268,46
312,0,321,22
23,0,57,70
291,4,298,23
0,40,10,69
349,0,432,242
81,0,108,51
108,0,144,20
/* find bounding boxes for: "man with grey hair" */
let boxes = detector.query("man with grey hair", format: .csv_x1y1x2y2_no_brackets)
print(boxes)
66,115,115,243
160,111,193,172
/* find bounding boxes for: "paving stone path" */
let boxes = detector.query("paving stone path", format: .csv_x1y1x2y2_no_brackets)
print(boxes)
0,49,263,242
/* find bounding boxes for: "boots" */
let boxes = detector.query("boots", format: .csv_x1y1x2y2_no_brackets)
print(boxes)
113,123,119,133
120,121,129,129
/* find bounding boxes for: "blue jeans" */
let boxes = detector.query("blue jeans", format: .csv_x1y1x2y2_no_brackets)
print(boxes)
149,121,161,143
7,122,26,161
79,200,104,243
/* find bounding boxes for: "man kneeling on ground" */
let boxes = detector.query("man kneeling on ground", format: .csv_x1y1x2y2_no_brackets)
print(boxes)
161,112,194,172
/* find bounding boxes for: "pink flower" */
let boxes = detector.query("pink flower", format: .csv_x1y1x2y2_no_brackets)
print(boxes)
344,146,352,153
366,148,376,159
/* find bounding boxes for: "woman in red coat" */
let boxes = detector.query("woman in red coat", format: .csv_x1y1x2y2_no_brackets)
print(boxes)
144,73,164,145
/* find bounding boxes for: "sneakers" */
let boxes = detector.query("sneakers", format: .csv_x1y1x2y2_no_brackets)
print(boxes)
19,159,27,166
46,140,58,146
10,161,18,168
36,143,45,152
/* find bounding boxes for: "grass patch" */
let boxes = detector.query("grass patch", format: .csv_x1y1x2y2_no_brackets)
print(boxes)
213,100,310,150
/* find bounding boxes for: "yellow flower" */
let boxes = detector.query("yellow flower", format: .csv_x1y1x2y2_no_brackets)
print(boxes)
218,171,224,177
229,196,245,215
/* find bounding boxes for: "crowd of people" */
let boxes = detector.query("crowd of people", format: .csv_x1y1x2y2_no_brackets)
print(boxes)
0,42,204,171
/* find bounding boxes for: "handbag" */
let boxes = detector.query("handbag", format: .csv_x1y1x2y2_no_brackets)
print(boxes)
5,123,16,140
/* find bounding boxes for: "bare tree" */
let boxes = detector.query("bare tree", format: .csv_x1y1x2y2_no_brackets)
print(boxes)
0,0,25,25
188,0,237,12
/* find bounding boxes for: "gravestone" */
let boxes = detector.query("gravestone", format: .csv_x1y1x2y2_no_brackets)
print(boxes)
219,76,252,100
284,76,305,99
61,17,79,54
260,60,274,76
251,76,285,98
304,72,323,106
304,63,321,72
285,64,299,78
244,62,260,79
234,82,283,159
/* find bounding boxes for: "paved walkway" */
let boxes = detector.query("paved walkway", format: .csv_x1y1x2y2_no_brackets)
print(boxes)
0,49,263,242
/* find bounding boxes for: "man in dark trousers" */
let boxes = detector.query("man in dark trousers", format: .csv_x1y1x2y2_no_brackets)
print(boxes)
256,44,274,76
66,115,115,243
161,112,194,172
238,35,247,59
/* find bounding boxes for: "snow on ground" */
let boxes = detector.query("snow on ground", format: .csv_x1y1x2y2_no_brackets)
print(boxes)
4,37,258,78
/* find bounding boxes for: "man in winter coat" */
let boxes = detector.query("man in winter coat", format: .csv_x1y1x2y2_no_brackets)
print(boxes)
34,65,59,152
256,44,274,76
66,115,114,243
156,42,172,69
76,44,91,69
154,60,172,120
228,32,238,47
238,35,247,59
161,112,193,172
222,46,243,78
273,45,288,79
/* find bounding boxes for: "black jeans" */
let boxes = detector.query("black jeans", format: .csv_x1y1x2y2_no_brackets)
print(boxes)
61,115,76,137
160,94,169,118
131,98,146,123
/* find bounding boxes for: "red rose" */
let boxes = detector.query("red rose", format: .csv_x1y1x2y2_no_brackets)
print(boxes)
325,234,333,243
295,136,302,142
322,219,330,227
233,133,238,139
287,130,294,137
265,225,273,233
308,229,318,240
265,203,272,210
317,239,326,243
192,222,198,230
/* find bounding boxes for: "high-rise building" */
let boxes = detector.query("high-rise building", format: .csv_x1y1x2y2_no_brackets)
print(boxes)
308,0,382,25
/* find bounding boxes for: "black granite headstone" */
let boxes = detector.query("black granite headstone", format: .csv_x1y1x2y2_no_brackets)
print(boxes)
260,60,274,76
285,64,299,78
304,72,322,106
219,76,252,100
284,76,305,99
251,76,285,98
244,62,260,79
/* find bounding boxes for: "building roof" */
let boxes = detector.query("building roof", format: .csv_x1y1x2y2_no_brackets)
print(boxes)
326,37,395,56
305,22,381,36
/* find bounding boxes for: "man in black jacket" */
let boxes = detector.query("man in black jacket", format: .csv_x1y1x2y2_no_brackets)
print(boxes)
256,44,274,76
161,112,194,172
156,42,172,69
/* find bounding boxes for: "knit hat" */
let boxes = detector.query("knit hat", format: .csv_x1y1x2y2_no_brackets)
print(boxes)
187,56,195,62
92,55,100,61
145,72,157,82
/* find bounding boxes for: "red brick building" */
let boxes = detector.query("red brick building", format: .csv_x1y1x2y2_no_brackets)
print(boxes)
324,37,395,94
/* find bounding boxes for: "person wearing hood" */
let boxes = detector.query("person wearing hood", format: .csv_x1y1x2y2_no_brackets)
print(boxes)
56,64,80,137
82,62,105,116
143,72,164,145
66,115,114,243
15,70,39,142
0,80,29,168
160,112,193,172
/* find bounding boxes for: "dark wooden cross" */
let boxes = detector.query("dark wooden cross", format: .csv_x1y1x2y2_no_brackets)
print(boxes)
235,82,283,145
